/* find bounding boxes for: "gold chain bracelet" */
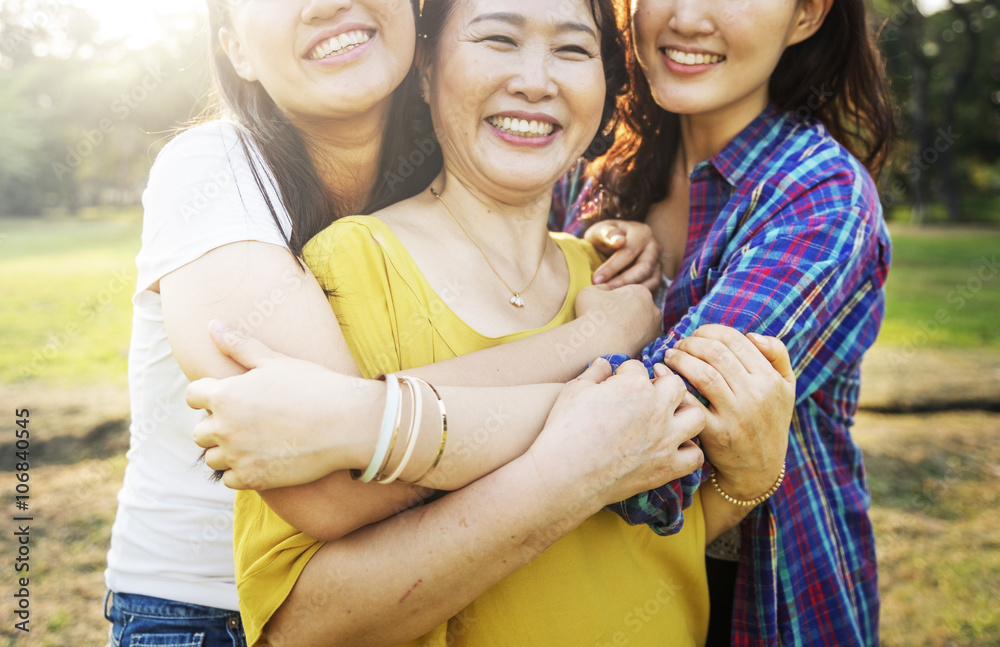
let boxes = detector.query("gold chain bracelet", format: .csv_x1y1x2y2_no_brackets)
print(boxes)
709,462,786,508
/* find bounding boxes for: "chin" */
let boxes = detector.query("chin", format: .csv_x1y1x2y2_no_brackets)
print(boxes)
651,91,718,116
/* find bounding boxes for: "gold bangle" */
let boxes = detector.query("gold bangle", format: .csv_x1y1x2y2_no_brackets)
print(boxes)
404,377,447,484
710,462,786,508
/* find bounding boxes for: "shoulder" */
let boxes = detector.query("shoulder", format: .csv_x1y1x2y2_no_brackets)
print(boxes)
550,231,603,273
144,120,266,201
764,117,878,211
140,118,291,234
302,216,392,276
742,116,884,236
150,121,247,172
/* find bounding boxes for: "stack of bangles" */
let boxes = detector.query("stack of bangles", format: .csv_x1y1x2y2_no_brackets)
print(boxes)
709,462,787,508
354,374,448,485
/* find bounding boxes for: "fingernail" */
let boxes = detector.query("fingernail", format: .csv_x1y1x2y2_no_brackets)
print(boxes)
662,348,676,360
209,320,231,335
593,274,605,284
609,234,624,245
747,332,768,345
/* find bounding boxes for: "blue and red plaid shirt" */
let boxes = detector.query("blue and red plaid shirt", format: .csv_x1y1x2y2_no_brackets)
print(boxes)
551,105,890,647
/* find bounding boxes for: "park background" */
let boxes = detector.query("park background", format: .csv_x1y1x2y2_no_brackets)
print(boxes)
0,0,998,644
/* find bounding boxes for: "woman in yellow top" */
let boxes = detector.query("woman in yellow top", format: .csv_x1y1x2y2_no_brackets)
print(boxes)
223,0,793,645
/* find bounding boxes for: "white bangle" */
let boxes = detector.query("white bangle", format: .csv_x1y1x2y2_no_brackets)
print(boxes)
359,373,401,483
380,376,424,484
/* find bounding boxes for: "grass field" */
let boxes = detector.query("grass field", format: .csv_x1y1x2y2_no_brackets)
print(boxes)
0,212,140,385
1,214,998,646
2,216,997,390
880,225,1000,349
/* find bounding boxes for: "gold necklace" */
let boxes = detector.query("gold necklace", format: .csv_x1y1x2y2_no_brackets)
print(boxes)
430,187,546,308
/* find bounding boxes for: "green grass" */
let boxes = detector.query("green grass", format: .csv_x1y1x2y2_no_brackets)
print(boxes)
879,225,1000,349
0,214,998,385
0,213,141,385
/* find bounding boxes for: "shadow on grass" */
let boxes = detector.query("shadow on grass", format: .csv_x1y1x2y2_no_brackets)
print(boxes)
0,418,129,470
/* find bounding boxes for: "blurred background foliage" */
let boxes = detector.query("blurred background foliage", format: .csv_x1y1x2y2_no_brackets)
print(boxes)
0,0,998,222
0,0,209,216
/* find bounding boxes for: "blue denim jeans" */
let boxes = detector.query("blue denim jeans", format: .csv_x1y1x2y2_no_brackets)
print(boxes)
105,591,247,647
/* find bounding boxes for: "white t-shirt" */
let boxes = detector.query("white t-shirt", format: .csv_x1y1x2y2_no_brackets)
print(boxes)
105,121,293,610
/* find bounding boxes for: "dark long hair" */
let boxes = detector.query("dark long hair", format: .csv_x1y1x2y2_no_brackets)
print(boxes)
593,0,896,222
202,0,441,258
415,0,630,159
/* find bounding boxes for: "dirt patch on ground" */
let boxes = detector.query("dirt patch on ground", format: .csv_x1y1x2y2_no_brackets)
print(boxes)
860,346,1000,412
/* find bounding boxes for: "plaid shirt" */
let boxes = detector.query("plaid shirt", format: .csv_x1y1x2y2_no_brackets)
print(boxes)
551,106,889,647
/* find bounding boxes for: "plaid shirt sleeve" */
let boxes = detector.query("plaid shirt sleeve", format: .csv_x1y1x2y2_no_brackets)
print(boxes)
549,161,599,237
606,168,890,538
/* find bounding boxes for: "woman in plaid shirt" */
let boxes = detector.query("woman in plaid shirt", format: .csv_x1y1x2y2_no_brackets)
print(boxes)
552,0,894,645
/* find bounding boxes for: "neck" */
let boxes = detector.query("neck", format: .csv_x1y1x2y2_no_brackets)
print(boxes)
433,172,552,249
429,172,553,274
290,104,390,214
677,92,769,173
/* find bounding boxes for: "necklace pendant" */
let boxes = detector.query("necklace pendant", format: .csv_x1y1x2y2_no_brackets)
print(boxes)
509,294,524,308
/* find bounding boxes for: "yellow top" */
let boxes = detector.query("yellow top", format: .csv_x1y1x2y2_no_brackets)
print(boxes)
234,216,708,647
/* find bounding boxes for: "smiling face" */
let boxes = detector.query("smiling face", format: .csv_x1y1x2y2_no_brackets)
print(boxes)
422,0,607,203
219,0,416,124
631,0,824,123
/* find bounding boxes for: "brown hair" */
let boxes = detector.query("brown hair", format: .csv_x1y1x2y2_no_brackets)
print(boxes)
202,0,442,258
415,0,630,160
594,0,896,222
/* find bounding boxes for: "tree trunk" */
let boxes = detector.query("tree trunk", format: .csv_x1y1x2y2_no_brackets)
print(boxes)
899,5,933,224
938,1,979,223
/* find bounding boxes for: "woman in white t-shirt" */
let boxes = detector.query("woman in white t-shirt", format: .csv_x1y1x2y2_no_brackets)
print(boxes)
105,1,685,645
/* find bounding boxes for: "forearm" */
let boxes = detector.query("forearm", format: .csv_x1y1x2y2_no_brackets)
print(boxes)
264,381,563,540
701,484,753,545
701,467,782,544
264,452,601,647
407,310,635,387
416,383,563,489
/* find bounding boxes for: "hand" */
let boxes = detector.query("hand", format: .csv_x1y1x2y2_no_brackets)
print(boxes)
527,359,705,509
186,321,380,490
661,324,795,499
574,284,662,356
584,220,663,291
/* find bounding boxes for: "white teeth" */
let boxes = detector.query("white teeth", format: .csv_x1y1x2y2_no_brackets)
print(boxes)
664,48,725,66
309,30,372,60
488,116,555,138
